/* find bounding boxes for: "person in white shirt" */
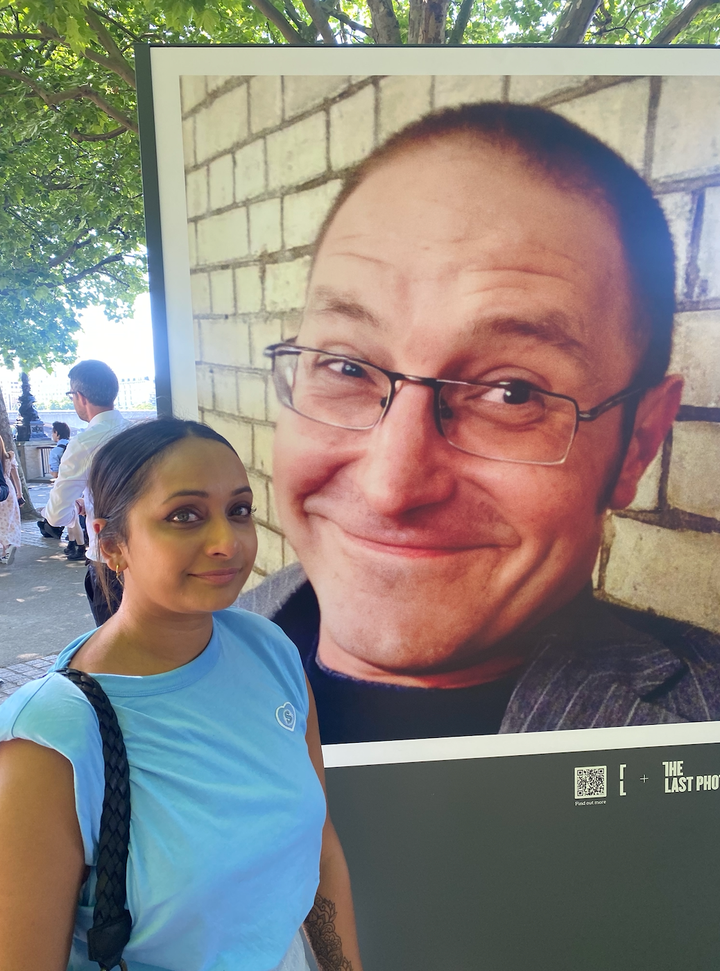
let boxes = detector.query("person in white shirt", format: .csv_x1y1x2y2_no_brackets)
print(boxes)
42,360,130,624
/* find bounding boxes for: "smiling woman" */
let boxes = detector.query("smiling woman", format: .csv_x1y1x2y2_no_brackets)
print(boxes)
0,417,363,971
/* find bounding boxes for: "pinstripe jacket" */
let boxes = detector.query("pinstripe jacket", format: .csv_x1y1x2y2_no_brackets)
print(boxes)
238,563,720,735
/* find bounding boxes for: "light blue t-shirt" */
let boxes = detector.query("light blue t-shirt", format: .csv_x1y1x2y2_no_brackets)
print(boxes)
0,608,326,971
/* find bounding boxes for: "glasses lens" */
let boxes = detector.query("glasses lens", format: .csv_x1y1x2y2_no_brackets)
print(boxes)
439,381,577,464
271,349,390,430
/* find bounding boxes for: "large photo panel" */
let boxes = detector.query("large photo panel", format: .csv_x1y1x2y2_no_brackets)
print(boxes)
139,47,720,969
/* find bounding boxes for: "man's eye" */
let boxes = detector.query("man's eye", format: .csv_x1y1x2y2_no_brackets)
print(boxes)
324,358,368,379
168,509,200,524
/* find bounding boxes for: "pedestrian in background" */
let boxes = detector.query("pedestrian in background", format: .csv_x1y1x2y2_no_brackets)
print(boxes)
0,436,23,566
48,421,71,479
41,360,129,621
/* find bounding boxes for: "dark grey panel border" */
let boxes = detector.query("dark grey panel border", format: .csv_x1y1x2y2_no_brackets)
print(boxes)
135,43,173,418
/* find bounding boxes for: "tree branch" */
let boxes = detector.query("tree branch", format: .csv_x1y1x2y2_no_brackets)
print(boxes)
321,5,376,37
63,253,124,286
85,6,136,87
246,0,310,43
300,0,337,41
365,0,402,43
71,125,128,141
48,229,90,269
0,69,138,132
0,32,48,39
448,0,476,43
649,0,719,44
551,0,602,43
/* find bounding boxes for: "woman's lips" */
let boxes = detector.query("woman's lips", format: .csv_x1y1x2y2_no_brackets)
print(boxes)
189,569,241,584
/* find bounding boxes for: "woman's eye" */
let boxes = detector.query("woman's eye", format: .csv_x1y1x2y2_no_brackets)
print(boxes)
231,504,255,519
168,509,200,524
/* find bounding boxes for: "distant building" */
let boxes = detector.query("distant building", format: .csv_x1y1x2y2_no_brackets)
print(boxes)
117,376,156,410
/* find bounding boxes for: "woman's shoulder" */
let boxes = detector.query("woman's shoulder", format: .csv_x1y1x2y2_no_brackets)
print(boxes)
0,671,100,745
213,607,306,685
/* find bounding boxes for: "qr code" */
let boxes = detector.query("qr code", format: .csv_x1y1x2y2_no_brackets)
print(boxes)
575,765,607,799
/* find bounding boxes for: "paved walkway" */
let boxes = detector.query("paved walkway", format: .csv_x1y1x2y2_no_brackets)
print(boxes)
0,482,94,702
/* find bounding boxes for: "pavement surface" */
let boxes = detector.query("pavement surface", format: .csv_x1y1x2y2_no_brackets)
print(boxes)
0,482,95,702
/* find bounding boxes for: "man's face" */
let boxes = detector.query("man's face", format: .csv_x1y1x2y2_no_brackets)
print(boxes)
70,387,90,422
273,137,644,685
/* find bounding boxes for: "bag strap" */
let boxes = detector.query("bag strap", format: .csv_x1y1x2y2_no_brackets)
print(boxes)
57,667,132,971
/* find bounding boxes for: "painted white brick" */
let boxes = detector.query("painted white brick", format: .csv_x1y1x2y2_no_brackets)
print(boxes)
283,180,342,249
434,74,504,108
247,471,269,521
659,192,694,301
196,208,248,266
187,223,197,267
249,197,282,255
281,313,302,341
180,76,206,113
508,75,590,104
212,367,238,414
627,448,662,512
255,523,284,575
204,413,252,464
253,423,275,476
250,317,283,368
267,113,327,190
195,85,248,162
189,272,211,315
604,517,720,633
284,76,349,119
201,318,251,368
182,116,195,167
238,371,267,421
653,76,720,180
207,75,235,93
378,76,432,142
185,167,208,219
697,186,720,301
196,364,214,410
235,265,263,313
329,85,375,170
670,311,720,408
265,257,311,312
250,75,282,133
210,269,235,315
552,79,650,172
208,154,234,211
235,140,266,202
667,422,720,519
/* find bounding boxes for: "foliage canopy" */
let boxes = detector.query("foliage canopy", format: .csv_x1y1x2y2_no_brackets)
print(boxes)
1,0,718,370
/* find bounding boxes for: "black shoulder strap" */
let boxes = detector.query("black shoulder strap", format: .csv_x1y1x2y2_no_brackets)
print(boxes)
57,667,132,971
58,442,68,454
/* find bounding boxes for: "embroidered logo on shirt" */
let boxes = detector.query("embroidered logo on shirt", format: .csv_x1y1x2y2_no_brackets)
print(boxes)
276,702,297,732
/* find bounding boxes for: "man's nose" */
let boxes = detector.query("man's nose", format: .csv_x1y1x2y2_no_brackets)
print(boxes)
352,382,455,517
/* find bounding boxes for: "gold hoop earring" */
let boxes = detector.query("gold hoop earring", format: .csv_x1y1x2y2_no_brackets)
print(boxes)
115,564,124,583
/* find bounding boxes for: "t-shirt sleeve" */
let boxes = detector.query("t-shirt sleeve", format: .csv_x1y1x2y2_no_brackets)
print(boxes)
0,675,104,865
219,608,311,718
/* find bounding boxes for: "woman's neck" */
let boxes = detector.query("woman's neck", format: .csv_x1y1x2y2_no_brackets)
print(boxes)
70,601,215,676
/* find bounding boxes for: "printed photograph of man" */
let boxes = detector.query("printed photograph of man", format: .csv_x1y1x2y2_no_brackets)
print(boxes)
179,75,720,744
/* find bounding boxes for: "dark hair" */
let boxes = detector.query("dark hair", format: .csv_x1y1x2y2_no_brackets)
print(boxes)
315,102,676,390
68,359,120,407
89,417,239,608
52,421,71,440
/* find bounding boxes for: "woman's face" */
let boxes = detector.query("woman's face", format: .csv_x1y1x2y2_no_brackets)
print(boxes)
112,437,258,618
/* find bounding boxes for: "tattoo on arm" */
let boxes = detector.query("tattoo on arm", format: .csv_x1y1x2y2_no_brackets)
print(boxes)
304,892,354,971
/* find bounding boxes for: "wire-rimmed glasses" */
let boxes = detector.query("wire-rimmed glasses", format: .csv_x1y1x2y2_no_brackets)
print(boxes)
264,342,645,466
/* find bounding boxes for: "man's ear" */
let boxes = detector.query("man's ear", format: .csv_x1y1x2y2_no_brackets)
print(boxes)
609,374,684,510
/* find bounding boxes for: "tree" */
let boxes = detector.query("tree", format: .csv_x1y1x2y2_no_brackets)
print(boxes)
1,0,718,379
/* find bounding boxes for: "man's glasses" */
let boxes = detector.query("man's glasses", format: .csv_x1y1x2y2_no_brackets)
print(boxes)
264,343,645,466
65,390,77,398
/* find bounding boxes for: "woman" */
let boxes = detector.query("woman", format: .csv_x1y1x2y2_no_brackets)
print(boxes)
0,435,23,565
0,418,362,971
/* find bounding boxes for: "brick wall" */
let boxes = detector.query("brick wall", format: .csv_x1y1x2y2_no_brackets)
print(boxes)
180,73,720,630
